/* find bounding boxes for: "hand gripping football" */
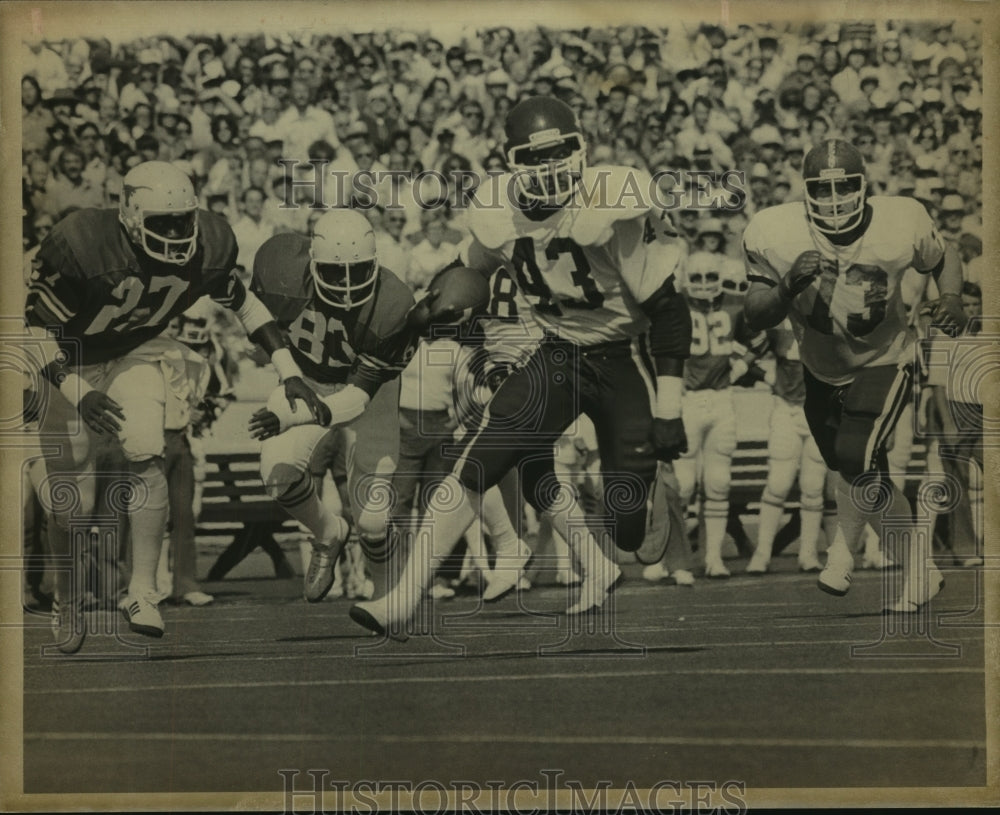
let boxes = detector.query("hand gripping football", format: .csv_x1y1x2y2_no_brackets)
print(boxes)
407,266,491,335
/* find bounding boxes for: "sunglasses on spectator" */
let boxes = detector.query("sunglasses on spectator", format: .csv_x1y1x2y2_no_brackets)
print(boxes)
358,61,376,69
856,138,874,146
425,45,442,53
355,150,375,158
387,215,407,223
463,109,483,118
951,149,968,156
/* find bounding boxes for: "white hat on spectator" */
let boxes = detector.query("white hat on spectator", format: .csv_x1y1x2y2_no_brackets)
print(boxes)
592,145,613,164
940,194,964,212
345,120,370,138
926,176,944,191
893,100,917,115
750,124,782,146
914,154,938,174
961,96,981,112
750,162,770,180
486,69,511,86
911,42,934,62
947,133,973,151
396,31,419,48
138,47,163,66
921,88,944,106
202,59,226,82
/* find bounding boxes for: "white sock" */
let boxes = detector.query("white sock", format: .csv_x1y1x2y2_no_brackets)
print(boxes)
799,507,823,563
754,493,785,562
127,458,170,600
703,499,728,564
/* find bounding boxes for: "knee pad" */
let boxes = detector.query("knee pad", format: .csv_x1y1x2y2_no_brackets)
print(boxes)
702,456,732,502
764,457,798,500
264,462,313,505
127,457,169,511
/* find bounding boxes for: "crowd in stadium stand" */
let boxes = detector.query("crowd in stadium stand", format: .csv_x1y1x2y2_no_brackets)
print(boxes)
21,20,985,607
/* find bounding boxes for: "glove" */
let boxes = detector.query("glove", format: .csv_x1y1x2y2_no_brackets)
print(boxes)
282,375,332,427
650,417,688,462
778,250,823,300
77,390,125,435
924,293,969,337
729,358,750,384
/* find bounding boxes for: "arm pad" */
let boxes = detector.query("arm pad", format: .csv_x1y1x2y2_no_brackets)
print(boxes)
265,384,370,433
234,290,276,337
641,278,692,361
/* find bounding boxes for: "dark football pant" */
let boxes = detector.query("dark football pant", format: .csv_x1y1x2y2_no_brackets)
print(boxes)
453,337,657,552
803,363,914,482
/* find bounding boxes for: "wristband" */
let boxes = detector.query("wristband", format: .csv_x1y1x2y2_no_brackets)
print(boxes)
271,348,302,382
58,372,96,409
654,375,683,419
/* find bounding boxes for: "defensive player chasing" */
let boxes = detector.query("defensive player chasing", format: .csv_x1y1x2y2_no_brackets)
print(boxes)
24,161,326,652
743,139,968,612
350,96,692,637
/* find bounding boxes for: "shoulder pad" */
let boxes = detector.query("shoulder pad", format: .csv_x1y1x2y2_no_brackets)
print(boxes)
365,268,416,338
252,233,311,298
465,174,521,249
577,165,653,221
196,210,239,268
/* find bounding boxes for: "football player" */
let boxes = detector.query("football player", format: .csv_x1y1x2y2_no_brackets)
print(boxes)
648,249,767,579
743,139,967,612
745,320,827,575
24,161,326,652
350,95,692,637
246,208,418,603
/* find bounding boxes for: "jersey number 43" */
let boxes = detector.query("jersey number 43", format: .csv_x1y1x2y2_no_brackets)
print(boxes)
807,260,889,338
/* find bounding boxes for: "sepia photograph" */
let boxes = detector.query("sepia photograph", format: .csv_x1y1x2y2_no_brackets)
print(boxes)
0,0,996,811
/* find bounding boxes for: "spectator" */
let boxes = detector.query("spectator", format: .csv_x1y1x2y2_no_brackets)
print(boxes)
44,144,104,217
374,207,411,281
230,186,275,275
22,76,54,156
407,212,456,293
276,79,340,163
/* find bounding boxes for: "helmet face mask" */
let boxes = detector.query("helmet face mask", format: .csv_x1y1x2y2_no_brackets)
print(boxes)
504,96,586,206
804,173,866,235
686,270,722,300
801,139,868,237
177,314,210,346
309,209,379,309
119,161,199,264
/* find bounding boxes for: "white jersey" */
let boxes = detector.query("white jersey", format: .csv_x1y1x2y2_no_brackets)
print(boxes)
743,196,946,385
462,166,678,347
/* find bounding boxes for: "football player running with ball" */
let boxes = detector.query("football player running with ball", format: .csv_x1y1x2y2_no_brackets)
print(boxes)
24,161,326,652
351,96,692,638
743,139,968,612
247,209,484,604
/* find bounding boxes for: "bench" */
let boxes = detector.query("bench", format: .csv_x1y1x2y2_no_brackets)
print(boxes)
194,442,932,565
196,452,299,580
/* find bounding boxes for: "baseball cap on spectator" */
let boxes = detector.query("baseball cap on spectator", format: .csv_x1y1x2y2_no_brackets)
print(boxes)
914,154,938,176
486,69,510,87
940,194,964,213
45,87,78,108
750,124,782,147
259,51,288,70
157,97,181,122
921,88,944,108
759,35,778,49
893,100,917,116
464,52,485,67
446,45,465,63
951,76,972,92
899,76,916,90
345,120,369,139
797,46,818,64
676,65,701,82
396,31,418,49
138,47,163,66
869,89,891,110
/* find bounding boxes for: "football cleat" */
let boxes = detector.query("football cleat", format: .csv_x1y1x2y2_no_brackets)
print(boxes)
50,596,86,654
672,569,696,587
798,557,824,573
482,540,532,603
883,569,944,614
745,554,770,575
565,563,622,616
641,561,671,583
704,560,731,579
817,551,854,596
181,591,214,606
349,601,410,642
860,551,897,570
120,594,165,638
303,543,336,603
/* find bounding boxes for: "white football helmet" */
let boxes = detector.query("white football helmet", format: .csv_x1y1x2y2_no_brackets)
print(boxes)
176,297,215,346
119,161,199,264
310,209,379,308
720,257,749,295
682,251,724,300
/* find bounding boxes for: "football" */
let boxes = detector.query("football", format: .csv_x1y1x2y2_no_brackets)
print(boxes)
407,265,491,334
